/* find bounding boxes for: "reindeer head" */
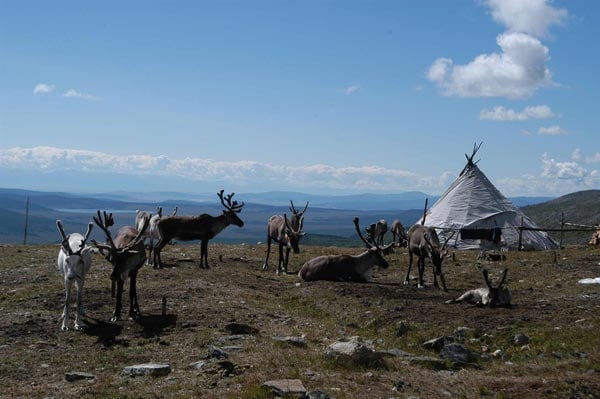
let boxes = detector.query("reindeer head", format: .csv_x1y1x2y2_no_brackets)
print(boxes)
218,190,245,227
483,268,512,307
284,213,305,254
422,228,455,291
56,220,94,280
91,210,149,281
289,200,309,229
354,217,393,269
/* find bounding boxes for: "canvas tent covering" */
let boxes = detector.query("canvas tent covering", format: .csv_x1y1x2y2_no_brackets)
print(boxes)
420,145,558,251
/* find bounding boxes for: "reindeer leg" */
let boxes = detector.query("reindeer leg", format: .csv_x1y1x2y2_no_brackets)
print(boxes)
432,262,439,288
417,257,425,289
404,252,413,285
284,247,291,274
111,279,124,322
61,277,72,330
153,239,166,269
262,237,271,270
129,272,141,320
201,240,209,268
74,279,86,330
277,243,284,275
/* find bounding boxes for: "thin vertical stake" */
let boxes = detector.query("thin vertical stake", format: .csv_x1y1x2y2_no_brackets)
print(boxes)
421,198,429,225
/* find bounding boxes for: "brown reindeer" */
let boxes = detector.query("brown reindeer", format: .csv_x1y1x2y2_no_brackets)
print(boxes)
92,210,150,322
390,219,407,247
298,217,393,282
365,219,387,247
153,190,244,268
263,213,306,275
405,224,455,291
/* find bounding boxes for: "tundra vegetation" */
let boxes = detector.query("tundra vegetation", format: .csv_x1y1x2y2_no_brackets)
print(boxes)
0,243,599,398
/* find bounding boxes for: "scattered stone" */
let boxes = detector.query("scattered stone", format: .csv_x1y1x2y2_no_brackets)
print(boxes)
552,351,563,359
216,334,257,343
514,334,529,345
262,379,307,397
440,343,478,364
213,360,242,377
205,346,228,359
381,348,416,358
325,336,381,365
492,349,504,358
122,363,171,377
422,336,455,351
189,360,207,370
221,345,244,352
405,355,449,369
453,327,470,342
272,335,306,347
306,389,331,399
396,320,409,336
65,372,95,382
224,323,259,335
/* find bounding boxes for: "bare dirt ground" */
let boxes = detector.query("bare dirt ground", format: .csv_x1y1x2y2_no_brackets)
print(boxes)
0,243,599,398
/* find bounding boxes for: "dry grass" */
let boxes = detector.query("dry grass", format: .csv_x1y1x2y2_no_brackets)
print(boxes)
0,243,599,398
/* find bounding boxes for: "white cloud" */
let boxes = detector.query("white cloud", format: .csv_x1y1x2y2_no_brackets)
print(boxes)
427,32,552,99
479,105,556,120
344,84,360,95
33,83,55,94
571,148,582,161
64,89,100,101
541,153,586,180
487,0,568,39
538,125,568,135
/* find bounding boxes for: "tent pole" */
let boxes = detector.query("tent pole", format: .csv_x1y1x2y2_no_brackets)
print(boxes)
421,198,428,225
559,212,564,249
518,216,524,251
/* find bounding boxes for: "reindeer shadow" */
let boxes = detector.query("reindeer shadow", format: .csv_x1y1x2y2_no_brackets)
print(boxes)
134,314,178,338
84,317,124,347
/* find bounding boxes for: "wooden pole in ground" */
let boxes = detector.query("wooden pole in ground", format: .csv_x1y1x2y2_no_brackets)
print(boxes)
518,216,524,251
420,198,428,225
559,212,564,249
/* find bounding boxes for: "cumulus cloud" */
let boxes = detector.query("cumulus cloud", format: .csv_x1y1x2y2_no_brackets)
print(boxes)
487,0,568,39
33,83,55,94
538,125,568,135
541,153,586,180
427,32,552,99
571,148,582,161
479,105,556,121
64,89,100,101
344,84,360,95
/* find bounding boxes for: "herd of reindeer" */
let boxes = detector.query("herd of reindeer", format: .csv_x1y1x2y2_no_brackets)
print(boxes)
55,190,512,331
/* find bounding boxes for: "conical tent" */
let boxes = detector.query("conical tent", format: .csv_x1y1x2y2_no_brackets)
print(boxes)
419,145,558,251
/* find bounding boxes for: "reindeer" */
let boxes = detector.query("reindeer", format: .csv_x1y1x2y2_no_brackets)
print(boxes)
390,219,407,247
446,268,512,307
298,217,393,282
263,213,306,275
135,206,178,268
404,224,455,291
56,220,94,330
153,190,244,268
288,200,309,228
365,219,387,246
92,210,150,322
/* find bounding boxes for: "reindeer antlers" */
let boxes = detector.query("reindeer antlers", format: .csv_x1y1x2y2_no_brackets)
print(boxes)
353,217,377,249
93,210,117,251
218,189,245,213
56,220,94,255
289,200,309,216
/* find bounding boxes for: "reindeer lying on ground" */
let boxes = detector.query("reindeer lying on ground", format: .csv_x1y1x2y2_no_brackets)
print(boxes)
92,211,150,322
135,206,178,268
56,220,94,330
298,217,393,282
153,190,244,268
405,224,455,291
391,219,407,247
446,268,512,307
263,213,306,275
365,219,387,246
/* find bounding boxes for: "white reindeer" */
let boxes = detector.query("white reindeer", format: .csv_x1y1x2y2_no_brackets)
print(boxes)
135,206,177,268
446,268,512,307
56,220,94,331
298,217,393,282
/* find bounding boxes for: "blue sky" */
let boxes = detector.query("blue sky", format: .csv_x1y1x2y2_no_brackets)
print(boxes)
1,0,598,197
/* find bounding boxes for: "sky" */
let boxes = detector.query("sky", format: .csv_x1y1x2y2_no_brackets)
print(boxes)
1,0,599,197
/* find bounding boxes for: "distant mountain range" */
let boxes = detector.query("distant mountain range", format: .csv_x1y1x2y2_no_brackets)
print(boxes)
0,187,556,245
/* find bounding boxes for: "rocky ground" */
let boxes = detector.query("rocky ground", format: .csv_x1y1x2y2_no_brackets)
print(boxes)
0,243,599,398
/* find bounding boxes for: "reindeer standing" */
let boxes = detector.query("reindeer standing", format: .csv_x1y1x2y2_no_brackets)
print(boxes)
262,200,308,274
298,217,393,282
135,206,178,268
405,224,455,291
390,219,407,247
446,268,512,307
56,220,94,330
365,219,387,247
153,190,245,268
92,211,150,322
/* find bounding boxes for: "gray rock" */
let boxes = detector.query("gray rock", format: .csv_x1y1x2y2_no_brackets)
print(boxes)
514,334,529,345
65,372,95,382
422,336,455,351
205,346,228,359
306,389,331,399
221,345,245,352
396,320,409,336
272,335,307,347
381,348,416,358
453,327,470,342
404,356,449,369
262,379,307,397
122,363,171,377
440,343,478,364
325,336,381,365
189,360,207,370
